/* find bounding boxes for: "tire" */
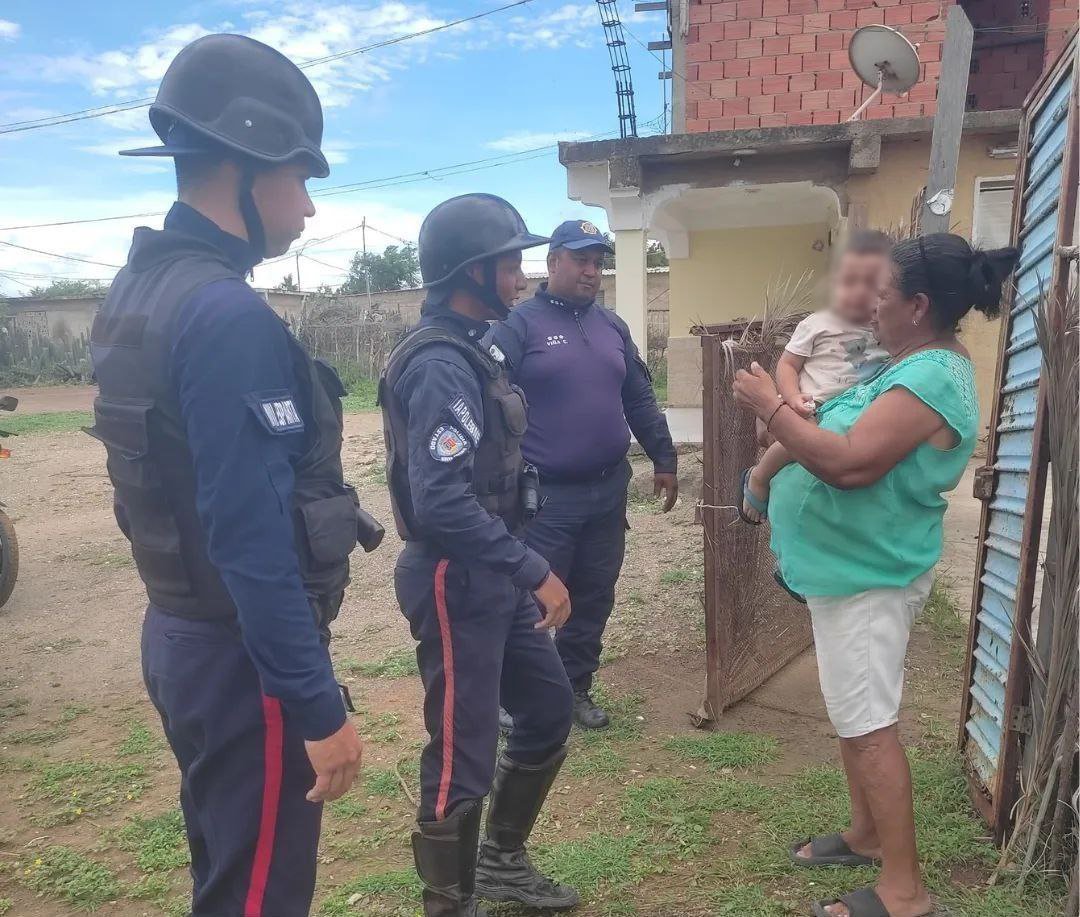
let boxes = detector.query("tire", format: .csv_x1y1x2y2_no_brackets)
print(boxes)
0,508,19,608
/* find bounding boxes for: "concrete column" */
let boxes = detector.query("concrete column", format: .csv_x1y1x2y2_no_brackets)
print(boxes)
614,228,648,351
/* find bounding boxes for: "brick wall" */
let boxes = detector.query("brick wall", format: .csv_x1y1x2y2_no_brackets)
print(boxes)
1044,0,1078,61
966,0,1049,111
682,0,1077,132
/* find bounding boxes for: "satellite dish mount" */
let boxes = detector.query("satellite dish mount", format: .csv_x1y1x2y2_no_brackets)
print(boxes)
846,25,921,122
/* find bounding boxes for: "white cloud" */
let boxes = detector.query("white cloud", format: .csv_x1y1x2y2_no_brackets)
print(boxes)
5,2,448,112
502,4,598,50
486,130,592,153
0,20,20,41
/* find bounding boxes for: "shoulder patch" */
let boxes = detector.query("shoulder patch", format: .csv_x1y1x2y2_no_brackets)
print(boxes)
245,391,305,435
429,424,470,463
446,396,482,445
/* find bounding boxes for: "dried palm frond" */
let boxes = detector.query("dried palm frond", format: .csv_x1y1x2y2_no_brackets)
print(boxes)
995,285,1079,896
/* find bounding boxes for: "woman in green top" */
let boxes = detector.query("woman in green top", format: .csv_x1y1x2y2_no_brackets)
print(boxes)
734,234,1018,917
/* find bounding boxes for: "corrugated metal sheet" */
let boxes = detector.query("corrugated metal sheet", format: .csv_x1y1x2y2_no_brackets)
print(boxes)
962,57,1076,799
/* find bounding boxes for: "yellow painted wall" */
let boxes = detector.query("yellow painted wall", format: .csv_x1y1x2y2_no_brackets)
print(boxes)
848,136,1018,440
668,223,833,335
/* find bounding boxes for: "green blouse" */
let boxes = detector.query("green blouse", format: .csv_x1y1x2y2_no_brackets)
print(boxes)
768,349,978,597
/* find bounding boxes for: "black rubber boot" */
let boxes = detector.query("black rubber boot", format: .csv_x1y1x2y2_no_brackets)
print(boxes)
412,800,490,917
475,747,579,910
572,689,610,729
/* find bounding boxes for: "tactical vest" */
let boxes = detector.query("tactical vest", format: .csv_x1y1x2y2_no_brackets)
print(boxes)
380,326,527,541
89,226,360,626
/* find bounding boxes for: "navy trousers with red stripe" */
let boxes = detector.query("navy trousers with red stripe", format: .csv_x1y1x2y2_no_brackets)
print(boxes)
395,543,574,821
142,606,322,917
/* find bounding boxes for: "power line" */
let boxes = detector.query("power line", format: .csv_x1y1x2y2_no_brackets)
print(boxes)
0,0,540,136
0,239,122,269
0,131,624,233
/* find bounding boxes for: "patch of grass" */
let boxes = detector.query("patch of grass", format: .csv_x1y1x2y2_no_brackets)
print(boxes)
711,884,787,915
341,378,379,413
363,711,403,744
18,845,121,910
364,767,403,800
87,550,134,568
0,696,28,723
317,868,420,917
117,810,188,873
665,731,779,771
621,778,720,857
939,879,1068,916
118,722,158,757
566,740,627,779
2,410,92,436
327,794,367,820
650,357,668,405
626,488,661,513
360,462,388,485
0,898,11,916
921,577,967,663
532,832,652,899
27,759,147,826
354,648,418,678
126,874,173,902
58,702,91,724
4,725,66,746
659,565,702,585
583,686,645,743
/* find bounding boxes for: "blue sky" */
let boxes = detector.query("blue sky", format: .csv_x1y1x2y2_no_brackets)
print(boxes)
0,0,670,294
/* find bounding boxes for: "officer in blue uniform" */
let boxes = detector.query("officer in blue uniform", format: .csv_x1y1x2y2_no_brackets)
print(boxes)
487,220,678,729
381,194,579,916
89,35,374,916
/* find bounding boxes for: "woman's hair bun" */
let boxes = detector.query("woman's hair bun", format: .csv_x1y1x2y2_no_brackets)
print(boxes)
966,246,1020,317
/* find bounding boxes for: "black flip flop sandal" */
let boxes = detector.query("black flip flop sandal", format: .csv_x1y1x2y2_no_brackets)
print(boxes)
812,887,890,917
739,467,767,525
811,886,939,917
789,833,880,867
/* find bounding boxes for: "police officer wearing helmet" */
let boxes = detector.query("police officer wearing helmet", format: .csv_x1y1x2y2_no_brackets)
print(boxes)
381,193,579,916
89,34,373,916
486,220,678,730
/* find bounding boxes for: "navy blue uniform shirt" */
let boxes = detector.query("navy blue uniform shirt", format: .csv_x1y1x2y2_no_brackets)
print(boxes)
392,303,550,590
486,285,676,478
166,202,345,742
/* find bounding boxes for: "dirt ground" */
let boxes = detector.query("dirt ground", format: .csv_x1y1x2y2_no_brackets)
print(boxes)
0,387,1047,916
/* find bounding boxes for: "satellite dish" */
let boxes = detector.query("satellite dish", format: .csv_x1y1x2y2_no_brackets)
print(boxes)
846,25,921,121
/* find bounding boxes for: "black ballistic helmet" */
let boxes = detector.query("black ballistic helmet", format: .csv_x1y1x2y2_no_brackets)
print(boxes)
419,193,549,317
121,33,329,178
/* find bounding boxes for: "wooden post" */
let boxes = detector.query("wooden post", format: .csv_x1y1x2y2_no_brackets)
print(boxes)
922,5,974,235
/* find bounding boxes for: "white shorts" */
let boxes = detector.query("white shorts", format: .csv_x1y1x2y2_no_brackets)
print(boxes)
806,572,933,739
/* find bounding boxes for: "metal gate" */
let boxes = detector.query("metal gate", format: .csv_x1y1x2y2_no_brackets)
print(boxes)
959,34,1079,842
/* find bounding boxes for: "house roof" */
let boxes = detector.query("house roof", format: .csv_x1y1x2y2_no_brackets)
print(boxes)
558,110,1021,172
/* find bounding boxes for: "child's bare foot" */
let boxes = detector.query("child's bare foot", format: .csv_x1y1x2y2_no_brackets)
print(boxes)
740,465,770,524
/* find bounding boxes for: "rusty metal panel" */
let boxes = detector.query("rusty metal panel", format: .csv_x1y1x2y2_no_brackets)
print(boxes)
959,36,1078,841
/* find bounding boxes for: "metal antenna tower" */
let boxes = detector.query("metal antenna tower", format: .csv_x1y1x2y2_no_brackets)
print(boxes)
595,0,638,139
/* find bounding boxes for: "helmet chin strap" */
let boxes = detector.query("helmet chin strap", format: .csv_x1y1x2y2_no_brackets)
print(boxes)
458,259,510,319
237,163,267,260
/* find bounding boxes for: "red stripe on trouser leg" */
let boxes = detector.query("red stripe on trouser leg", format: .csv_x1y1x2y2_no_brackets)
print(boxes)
244,695,284,917
433,558,455,820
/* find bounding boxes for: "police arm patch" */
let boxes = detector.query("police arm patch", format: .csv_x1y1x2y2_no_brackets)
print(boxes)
245,391,305,435
446,396,482,446
429,424,470,462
